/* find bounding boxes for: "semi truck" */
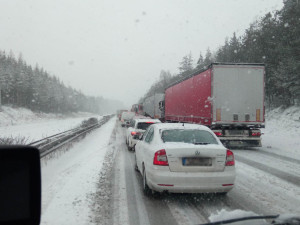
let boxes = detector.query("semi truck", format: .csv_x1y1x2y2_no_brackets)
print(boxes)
131,104,143,115
149,63,265,148
142,93,165,119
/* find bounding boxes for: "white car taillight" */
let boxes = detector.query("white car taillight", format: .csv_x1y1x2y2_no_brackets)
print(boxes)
153,149,169,166
225,149,235,166
131,131,141,136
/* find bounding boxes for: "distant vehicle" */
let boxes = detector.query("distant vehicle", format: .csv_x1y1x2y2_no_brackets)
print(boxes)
135,123,236,196
131,104,143,115
120,111,135,127
126,118,161,151
117,109,128,121
142,93,165,119
159,63,265,148
81,117,98,127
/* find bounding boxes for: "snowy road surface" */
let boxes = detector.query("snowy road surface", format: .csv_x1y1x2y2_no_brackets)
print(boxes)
110,122,300,225
40,118,115,225
39,114,300,224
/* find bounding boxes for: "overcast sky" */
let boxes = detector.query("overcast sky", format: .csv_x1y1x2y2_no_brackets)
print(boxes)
0,0,283,107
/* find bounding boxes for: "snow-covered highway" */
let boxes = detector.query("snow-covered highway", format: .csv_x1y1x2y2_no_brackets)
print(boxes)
1,107,299,224
110,122,300,225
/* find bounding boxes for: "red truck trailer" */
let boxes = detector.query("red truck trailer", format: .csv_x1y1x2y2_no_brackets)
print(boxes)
164,63,265,148
131,104,144,115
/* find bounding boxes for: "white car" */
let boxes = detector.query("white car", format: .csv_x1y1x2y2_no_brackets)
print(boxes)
135,123,236,195
126,118,161,151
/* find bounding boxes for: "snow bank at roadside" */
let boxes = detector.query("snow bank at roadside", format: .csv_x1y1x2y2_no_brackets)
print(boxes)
262,106,300,156
266,106,300,134
40,118,116,225
0,105,94,127
0,106,100,142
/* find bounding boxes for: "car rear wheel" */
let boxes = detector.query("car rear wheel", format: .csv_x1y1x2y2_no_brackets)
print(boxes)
127,143,132,151
143,167,152,196
134,154,138,171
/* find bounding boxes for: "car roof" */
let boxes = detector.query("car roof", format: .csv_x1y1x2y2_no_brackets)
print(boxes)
134,118,161,123
122,111,135,115
152,123,211,131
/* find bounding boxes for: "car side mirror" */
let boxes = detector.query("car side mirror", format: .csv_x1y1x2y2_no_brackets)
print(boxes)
0,145,41,225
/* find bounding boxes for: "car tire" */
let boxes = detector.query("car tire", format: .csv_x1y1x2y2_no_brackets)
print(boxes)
132,144,136,152
134,154,139,172
143,167,152,196
127,142,132,151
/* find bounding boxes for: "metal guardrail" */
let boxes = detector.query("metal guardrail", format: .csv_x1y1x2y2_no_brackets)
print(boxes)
29,115,114,158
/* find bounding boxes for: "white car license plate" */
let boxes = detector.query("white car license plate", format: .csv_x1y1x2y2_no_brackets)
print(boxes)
182,157,212,166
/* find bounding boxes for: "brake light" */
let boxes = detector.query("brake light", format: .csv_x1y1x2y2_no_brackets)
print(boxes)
146,122,154,124
214,132,222,136
153,149,169,166
225,149,235,166
222,184,234,186
251,132,261,137
131,131,141,136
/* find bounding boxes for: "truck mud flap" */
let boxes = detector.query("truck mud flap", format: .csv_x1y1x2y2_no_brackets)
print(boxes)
222,140,262,148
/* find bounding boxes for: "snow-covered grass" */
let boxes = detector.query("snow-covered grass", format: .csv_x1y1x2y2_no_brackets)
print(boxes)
41,118,116,225
0,106,101,142
262,106,300,157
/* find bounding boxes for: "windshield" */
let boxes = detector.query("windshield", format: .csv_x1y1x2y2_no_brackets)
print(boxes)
161,129,218,144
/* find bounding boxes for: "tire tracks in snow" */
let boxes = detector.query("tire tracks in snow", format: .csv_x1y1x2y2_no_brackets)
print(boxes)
111,124,300,224
241,148,300,165
112,124,178,225
234,154,300,187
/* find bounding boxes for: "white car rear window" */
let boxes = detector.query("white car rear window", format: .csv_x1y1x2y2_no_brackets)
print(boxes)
161,129,218,145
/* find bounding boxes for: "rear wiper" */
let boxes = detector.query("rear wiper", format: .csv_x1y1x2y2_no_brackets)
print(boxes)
193,142,209,145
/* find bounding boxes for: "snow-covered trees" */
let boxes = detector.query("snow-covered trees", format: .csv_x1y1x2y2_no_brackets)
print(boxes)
178,53,194,77
143,0,299,108
0,51,114,113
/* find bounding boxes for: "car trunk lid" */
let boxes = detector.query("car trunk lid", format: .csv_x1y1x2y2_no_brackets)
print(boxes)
165,143,226,172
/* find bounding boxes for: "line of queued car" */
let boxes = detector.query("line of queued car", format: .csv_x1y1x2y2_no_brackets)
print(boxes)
119,111,236,196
